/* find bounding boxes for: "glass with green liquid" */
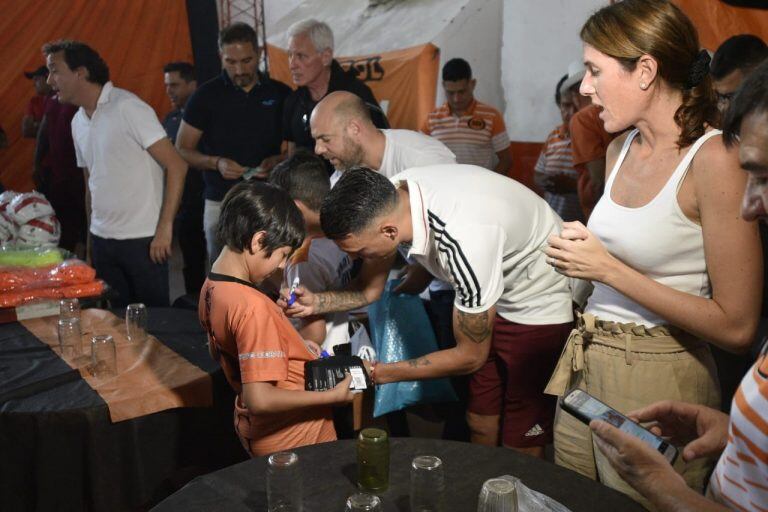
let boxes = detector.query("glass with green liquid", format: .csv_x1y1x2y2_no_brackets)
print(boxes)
357,428,389,492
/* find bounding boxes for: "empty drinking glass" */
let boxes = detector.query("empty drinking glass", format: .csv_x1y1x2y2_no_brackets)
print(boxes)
125,303,148,342
91,335,117,378
345,492,382,511
357,428,389,492
267,451,302,512
59,298,80,321
410,455,445,512
57,317,82,358
477,478,518,512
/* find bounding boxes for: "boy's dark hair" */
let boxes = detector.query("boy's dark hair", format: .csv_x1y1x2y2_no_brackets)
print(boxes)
320,168,397,240
217,181,305,255
163,61,195,82
42,40,110,85
268,150,330,213
723,58,768,147
711,34,768,80
219,22,258,50
555,74,568,105
442,58,472,82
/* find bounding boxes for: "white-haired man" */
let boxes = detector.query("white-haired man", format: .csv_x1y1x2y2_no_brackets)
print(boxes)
282,19,387,158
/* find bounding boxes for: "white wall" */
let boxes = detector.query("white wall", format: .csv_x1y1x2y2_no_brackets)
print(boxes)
432,0,505,114
264,0,303,29
502,0,606,141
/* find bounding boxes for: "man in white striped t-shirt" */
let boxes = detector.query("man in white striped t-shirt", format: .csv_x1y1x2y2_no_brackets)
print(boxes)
587,59,768,512
301,165,574,457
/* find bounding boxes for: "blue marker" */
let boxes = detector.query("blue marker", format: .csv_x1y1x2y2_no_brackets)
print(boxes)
287,276,300,306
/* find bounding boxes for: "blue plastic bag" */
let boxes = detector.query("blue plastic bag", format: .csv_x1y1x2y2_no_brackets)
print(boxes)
368,279,458,417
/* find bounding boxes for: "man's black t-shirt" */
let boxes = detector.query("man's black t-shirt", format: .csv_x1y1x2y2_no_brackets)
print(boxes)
282,60,387,152
163,108,204,218
183,71,291,201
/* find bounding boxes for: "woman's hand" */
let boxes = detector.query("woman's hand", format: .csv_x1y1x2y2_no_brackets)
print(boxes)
544,221,617,282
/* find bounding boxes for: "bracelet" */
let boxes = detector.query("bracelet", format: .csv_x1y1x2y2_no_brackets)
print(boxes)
369,361,377,385
214,157,222,171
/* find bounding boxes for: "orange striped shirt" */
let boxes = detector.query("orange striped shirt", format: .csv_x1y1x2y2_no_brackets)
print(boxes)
709,344,768,511
421,100,510,171
534,124,584,222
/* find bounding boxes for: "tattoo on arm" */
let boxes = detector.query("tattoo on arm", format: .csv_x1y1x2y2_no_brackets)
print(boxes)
314,291,369,314
405,357,432,368
457,310,492,344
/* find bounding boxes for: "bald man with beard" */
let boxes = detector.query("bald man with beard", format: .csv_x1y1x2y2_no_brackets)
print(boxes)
310,91,456,186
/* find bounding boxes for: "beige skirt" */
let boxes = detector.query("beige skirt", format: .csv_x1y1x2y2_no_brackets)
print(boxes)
545,313,721,510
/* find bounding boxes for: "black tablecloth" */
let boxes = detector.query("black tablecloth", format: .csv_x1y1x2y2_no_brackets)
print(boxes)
0,308,246,511
153,438,646,512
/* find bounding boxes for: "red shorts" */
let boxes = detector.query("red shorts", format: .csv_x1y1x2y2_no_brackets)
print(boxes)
468,315,572,448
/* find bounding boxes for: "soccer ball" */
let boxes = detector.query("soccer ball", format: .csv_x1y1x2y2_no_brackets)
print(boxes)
16,215,61,246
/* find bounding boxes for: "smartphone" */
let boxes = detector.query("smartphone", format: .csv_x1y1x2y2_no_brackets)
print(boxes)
561,388,678,464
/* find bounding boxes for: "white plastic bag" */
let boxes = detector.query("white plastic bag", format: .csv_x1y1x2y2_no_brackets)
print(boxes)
493,476,572,512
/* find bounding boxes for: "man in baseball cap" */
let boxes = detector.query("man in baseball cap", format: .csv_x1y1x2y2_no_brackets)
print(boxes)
22,65,52,139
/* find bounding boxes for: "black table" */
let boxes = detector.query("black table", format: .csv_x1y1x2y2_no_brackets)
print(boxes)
152,438,646,511
0,308,246,511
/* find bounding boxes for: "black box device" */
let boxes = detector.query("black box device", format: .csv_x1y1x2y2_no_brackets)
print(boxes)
304,355,371,391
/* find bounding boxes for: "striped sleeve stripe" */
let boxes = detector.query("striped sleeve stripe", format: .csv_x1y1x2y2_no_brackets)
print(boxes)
744,478,768,491
735,385,768,436
736,450,758,465
732,423,768,464
436,244,473,307
430,131,493,143
712,473,751,512
491,132,511,152
723,473,749,492
427,210,481,308
719,492,752,512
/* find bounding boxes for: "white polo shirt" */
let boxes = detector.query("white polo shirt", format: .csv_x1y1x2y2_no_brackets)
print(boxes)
392,165,573,324
285,237,358,351
378,129,456,177
330,129,456,187
72,82,167,239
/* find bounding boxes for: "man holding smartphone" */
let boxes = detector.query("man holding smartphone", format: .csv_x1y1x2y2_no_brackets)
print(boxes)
589,60,768,512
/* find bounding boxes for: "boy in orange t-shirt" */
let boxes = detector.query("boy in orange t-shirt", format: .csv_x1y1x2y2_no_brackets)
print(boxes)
199,180,355,457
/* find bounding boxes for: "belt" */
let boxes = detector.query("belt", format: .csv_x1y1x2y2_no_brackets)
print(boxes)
544,313,703,396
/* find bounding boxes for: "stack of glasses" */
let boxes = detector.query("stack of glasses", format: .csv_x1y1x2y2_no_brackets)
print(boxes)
55,300,150,380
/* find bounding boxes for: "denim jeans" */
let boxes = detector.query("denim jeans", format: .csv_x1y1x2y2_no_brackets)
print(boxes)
203,200,223,265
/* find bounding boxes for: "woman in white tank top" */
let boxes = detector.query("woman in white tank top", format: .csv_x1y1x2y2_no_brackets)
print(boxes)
542,0,762,506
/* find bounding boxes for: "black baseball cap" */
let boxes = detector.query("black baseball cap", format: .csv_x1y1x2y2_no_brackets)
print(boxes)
24,65,49,79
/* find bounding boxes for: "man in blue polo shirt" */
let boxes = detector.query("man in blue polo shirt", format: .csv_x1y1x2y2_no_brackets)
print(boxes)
176,23,291,261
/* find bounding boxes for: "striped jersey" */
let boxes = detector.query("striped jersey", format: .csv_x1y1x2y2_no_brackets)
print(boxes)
709,343,768,511
533,124,584,222
391,164,573,324
421,100,510,171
